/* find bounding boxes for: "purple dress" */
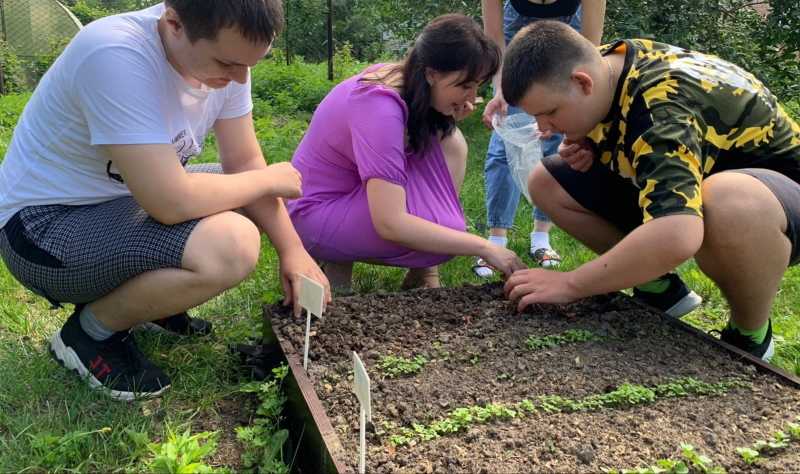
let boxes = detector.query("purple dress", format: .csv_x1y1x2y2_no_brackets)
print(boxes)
287,66,466,268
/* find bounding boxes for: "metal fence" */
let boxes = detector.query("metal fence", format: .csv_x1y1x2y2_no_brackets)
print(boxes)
0,0,83,93
0,0,80,57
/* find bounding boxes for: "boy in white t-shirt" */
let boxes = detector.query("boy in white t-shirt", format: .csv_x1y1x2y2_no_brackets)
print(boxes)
0,0,331,401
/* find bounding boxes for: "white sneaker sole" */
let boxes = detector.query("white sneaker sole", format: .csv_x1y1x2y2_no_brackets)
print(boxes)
761,337,775,362
49,331,170,402
665,290,703,318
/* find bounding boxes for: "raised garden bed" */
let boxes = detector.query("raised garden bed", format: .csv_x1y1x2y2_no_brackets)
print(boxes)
265,283,800,473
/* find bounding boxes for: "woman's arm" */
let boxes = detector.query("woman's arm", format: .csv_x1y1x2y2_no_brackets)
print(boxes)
366,178,525,275
580,0,606,45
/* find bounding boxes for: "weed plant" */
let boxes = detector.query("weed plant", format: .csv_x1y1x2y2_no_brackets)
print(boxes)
236,365,290,474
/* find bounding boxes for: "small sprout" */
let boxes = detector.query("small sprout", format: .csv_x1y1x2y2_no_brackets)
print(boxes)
770,430,790,449
752,440,770,452
735,447,761,465
787,422,800,440
656,458,688,474
378,354,428,378
518,399,536,413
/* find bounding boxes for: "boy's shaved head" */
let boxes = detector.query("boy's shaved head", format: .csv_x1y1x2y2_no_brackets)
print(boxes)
502,20,597,106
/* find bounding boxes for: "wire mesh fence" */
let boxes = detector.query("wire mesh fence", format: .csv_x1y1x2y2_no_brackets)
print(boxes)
0,0,85,93
0,0,80,57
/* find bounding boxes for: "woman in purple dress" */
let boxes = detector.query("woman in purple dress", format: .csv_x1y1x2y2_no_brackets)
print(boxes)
288,14,526,291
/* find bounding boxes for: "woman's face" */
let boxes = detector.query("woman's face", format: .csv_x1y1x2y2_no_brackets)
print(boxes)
426,69,480,117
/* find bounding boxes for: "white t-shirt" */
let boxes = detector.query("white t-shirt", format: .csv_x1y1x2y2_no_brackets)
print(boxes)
0,3,253,227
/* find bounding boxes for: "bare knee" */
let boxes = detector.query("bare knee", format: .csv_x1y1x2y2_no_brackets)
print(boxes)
184,212,261,287
701,173,785,249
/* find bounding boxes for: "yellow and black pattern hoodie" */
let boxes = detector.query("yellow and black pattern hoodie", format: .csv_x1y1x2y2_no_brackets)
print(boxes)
589,39,800,223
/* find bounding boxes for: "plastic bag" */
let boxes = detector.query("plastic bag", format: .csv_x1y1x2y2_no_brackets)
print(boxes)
492,112,543,204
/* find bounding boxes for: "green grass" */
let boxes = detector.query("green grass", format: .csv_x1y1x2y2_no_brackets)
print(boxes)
1,80,799,471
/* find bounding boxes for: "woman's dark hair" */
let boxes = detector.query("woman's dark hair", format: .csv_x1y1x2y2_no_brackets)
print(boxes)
398,14,501,153
165,0,284,45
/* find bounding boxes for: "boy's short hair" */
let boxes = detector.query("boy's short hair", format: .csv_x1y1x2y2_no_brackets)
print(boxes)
502,20,595,106
164,0,284,45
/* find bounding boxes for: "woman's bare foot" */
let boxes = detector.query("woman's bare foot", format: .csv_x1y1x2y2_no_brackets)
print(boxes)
401,266,441,290
320,260,354,294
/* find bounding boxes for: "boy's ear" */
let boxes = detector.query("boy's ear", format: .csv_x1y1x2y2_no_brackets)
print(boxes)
571,70,594,96
163,7,185,38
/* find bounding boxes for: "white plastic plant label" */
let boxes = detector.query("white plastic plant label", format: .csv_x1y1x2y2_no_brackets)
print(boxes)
352,351,372,420
301,275,325,370
352,351,372,474
299,274,325,318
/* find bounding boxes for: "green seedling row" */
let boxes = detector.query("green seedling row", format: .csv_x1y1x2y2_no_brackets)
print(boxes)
389,377,749,447
735,417,800,465
525,329,603,350
608,443,725,474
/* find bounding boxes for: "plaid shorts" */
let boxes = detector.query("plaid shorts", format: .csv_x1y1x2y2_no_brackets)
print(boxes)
0,163,222,305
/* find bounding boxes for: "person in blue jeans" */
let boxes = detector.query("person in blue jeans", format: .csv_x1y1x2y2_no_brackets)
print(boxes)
474,0,605,277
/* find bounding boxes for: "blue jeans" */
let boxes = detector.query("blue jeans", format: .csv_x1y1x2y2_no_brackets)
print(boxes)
484,3,582,229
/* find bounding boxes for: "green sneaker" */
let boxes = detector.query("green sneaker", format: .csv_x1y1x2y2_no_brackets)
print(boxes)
633,273,702,318
719,320,775,361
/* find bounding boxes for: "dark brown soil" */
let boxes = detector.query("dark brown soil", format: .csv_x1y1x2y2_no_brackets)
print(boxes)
268,283,800,473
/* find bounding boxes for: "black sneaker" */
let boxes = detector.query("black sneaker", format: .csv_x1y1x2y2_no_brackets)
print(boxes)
143,312,212,336
632,273,702,318
49,306,171,401
719,320,775,361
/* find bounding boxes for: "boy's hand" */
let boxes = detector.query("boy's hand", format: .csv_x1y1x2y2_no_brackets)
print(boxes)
264,162,303,199
279,247,332,318
558,138,595,172
504,268,582,311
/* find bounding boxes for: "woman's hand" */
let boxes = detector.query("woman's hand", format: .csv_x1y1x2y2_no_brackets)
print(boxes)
480,243,527,277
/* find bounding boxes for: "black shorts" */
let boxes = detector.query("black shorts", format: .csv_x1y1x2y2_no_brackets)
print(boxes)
541,156,800,266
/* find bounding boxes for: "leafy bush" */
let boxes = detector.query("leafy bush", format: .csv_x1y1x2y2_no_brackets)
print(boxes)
68,0,113,25
0,41,26,94
28,39,71,81
604,0,798,101
251,48,366,116
255,115,309,164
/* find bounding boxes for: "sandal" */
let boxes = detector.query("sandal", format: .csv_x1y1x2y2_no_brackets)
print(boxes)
471,257,494,278
401,266,441,290
531,247,561,268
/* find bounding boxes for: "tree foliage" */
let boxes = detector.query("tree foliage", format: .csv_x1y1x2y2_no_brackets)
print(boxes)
5,0,797,104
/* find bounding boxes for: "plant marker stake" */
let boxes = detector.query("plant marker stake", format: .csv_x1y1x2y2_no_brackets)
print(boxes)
300,275,325,370
352,351,372,474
